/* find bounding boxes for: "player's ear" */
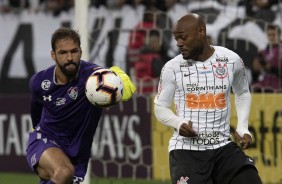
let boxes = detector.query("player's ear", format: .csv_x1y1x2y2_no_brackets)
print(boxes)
51,51,56,61
199,26,205,38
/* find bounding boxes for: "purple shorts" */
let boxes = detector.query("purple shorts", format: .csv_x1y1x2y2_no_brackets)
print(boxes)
26,131,87,184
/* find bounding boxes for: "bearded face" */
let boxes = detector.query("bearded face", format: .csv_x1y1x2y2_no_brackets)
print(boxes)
51,37,82,81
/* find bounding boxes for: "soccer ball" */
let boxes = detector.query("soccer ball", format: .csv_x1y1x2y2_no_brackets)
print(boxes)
85,68,124,107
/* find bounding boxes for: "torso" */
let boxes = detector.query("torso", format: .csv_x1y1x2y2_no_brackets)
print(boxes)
155,46,246,151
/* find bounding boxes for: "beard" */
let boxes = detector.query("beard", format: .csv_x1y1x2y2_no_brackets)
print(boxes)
56,60,80,78
185,47,204,60
182,41,204,60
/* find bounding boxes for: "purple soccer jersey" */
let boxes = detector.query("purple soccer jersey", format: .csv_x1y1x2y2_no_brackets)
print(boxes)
26,60,103,181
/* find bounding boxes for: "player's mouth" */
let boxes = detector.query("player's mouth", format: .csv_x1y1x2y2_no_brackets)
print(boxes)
180,50,189,56
65,63,76,70
65,62,77,70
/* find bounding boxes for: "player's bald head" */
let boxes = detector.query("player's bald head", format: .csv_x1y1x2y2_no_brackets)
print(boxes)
172,13,206,35
171,13,210,61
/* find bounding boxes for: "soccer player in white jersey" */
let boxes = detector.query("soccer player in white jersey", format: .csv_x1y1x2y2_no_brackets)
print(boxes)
154,13,262,184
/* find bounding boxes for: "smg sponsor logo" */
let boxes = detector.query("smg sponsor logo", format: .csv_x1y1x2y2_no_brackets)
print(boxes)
191,131,221,145
186,93,226,109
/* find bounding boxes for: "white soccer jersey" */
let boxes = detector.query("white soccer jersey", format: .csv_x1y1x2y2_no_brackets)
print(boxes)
154,46,251,151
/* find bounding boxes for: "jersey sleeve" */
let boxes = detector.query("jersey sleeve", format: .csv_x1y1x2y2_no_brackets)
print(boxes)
29,74,43,128
232,57,250,94
232,57,252,137
154,64,187,131
154,64,176,107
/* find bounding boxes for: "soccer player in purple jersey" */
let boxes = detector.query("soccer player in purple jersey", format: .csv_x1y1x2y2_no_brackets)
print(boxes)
154,13,262,184
26,27,136,184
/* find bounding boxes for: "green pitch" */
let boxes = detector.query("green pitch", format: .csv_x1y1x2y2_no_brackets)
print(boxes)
0,172,171,184
0,172,277,184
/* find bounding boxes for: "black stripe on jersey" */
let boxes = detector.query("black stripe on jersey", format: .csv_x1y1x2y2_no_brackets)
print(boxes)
175,67,185,150
223,62,233,142
178,66,186,150
209,60,217,149
210,60,222,149
194,64,200,148
201,63,209,138
179,65,194,150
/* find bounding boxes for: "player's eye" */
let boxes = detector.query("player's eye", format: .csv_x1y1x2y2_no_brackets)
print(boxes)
57,49,79,55
180,34,187,40
58,51,68,55
173,35,180,41
70,49,79,53
174,35,186,41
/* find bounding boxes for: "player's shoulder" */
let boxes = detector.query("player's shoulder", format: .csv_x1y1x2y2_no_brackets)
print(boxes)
164,54,186,70
79,60,102,74
30,65,55,84
213,46,240,60
29,65,55,92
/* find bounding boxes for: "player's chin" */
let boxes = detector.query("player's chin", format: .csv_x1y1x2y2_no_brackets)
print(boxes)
181,52,190,60
182,55,190,60
64,70,78,78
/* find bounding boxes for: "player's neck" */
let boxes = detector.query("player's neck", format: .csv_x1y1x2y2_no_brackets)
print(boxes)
54,67,73,84
198,45,214,62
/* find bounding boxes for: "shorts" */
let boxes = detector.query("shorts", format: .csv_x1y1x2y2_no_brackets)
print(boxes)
26,131,87,184
169,142,257,184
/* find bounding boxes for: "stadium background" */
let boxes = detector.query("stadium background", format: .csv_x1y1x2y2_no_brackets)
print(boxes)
0,0,281,183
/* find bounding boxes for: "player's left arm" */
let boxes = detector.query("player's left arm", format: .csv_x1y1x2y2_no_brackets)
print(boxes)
110,66,136,101
232,57,252,149
29,74,43,129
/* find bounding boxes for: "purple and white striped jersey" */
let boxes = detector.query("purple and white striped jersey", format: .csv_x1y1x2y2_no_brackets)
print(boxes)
154,46,251,151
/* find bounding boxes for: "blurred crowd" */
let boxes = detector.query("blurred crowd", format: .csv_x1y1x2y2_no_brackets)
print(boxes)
0,0,281,94
0,0,74,15
1,0,281,16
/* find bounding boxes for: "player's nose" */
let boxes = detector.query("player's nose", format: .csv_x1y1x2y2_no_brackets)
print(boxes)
176,39,184,48
66,52,73,61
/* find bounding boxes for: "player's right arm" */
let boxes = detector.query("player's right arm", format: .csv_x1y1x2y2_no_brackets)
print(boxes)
29,74,43,129
232,57,252,149
154,64,196,136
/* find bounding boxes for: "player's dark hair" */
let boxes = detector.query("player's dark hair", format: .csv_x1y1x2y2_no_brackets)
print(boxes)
51,27,81,51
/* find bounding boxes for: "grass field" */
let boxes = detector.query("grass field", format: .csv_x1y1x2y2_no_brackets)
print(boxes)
1,172,280,184
0,172,171,184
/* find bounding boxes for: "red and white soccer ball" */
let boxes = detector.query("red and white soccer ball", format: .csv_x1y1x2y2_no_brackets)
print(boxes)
85,68,124,107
